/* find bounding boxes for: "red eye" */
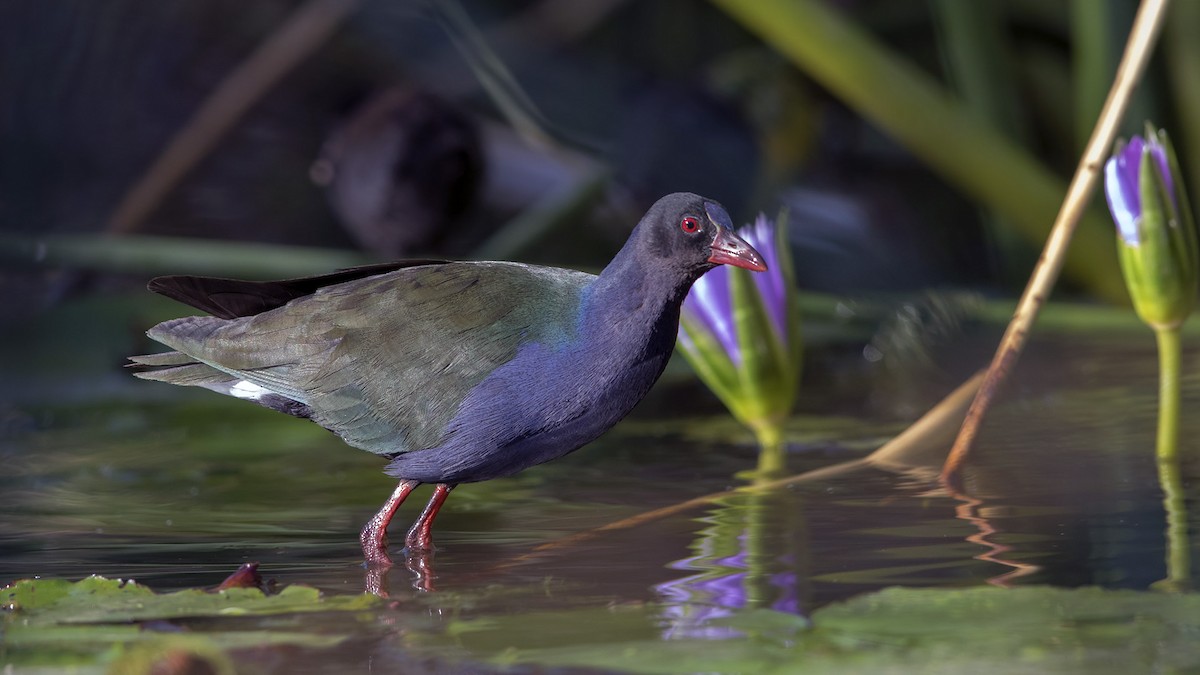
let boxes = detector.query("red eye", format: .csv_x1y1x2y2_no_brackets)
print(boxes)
680,216,701,234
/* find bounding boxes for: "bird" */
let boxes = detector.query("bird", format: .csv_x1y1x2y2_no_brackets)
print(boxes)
129,192,766,566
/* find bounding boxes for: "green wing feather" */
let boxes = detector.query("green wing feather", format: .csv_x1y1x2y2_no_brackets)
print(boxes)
139,262,593,456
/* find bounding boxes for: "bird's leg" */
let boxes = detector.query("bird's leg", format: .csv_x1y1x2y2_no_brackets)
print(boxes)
404,483,455,551
360,478,420,566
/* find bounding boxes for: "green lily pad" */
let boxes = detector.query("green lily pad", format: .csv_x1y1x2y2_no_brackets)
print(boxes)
5,575,378,624
484,586,1200,674
2,575,381,671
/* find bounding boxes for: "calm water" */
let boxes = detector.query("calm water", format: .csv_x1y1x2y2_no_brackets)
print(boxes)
2,320,1198,671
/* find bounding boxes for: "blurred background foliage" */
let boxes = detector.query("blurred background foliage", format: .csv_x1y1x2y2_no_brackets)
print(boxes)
1,0,1194,322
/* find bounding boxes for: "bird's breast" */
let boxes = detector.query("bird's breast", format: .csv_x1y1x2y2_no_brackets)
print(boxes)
393,330,673,483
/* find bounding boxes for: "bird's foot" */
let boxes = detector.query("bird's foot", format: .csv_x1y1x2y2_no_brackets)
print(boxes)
402,530,435,553
361,536,395,597
360,478,420,570
360,525,395,569
363,546,394,569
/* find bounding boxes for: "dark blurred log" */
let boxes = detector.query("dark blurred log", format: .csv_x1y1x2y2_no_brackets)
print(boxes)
311,87,483,257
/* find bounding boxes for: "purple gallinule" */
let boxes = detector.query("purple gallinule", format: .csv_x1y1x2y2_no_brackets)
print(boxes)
130,193,766,565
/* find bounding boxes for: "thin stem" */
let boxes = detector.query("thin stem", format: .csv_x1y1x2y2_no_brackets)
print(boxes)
752,422,786,478
941,0,1171,485
1154,327,1182,462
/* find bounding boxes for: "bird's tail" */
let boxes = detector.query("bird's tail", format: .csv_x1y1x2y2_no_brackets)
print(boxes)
128,351,313,418
127,351,237,389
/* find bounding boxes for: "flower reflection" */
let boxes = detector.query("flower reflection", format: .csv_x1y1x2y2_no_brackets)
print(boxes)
655,513,803,639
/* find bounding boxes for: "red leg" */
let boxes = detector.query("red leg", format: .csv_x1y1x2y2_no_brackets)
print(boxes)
404,483,455,551
360,479,420,565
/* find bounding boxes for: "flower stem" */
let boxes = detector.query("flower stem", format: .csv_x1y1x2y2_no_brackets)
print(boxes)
1153,326,1182,462
1151,327,1189,591
752,422,787,478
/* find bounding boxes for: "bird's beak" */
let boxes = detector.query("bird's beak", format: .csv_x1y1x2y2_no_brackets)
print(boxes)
708,228,767,272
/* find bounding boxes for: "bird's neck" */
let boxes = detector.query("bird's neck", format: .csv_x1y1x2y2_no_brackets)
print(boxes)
578,243,697,353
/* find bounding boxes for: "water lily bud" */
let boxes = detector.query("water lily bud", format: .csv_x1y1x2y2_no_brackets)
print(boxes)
1104,125,1199,330
678,213,802,451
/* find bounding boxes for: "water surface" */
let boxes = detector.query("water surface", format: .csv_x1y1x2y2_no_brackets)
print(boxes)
2,321,1198,671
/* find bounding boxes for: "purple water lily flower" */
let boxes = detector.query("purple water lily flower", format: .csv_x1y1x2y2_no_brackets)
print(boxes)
1105,134,1174,246
677,211,801,473
678,258,739,360
1103,125,1200,463
681,215,789,364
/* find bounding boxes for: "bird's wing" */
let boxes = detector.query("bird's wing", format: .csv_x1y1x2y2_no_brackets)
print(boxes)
146,261,595,455
148,259,447,319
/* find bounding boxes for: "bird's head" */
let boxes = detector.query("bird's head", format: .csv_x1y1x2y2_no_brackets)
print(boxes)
638,192,767,278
